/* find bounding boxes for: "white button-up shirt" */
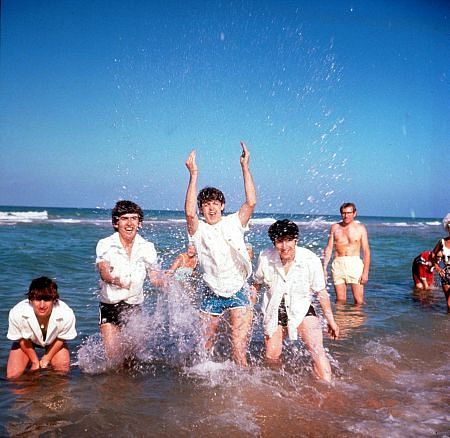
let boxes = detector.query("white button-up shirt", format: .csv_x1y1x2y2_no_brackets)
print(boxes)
192,212,252,297
254,246,326,340
7,299,77,347
96,232,158,305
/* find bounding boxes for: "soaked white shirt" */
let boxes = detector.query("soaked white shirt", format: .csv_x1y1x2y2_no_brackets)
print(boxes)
96,232,158,305
7,299,77,347
254,246,325,340
192,212,252,297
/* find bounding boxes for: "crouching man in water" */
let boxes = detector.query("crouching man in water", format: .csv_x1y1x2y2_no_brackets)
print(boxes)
7,277,77,379
184,141,256,366
252,220,339,382
96,200,165,365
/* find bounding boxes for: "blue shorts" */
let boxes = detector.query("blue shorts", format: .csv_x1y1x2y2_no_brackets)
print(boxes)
200,285,250,316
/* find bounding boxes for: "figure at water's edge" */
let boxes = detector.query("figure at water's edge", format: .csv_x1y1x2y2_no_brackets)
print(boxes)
251,220,339,382
431,213,450,313
322,202,371,304
184,141,256,366
95,200,166,366
6,276,77,379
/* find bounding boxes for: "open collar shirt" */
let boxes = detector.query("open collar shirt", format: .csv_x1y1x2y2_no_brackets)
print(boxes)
7,299,77,347
192,212,252,297
254,246,326,340
96,232,158,305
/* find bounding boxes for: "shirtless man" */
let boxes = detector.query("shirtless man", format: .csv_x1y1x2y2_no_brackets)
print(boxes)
322,203,370,304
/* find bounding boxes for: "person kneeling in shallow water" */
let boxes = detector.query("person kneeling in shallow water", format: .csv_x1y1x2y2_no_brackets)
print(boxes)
6,276,77,379
252,220,339,382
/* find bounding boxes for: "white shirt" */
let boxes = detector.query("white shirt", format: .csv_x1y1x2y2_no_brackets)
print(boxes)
7,299,77,347
192,212,252,297
254,246,326,340
96,232,158,305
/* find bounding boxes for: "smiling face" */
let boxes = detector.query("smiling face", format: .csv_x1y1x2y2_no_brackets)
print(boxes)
201,200,224,225
31,297,54,321
115,213,141,242
274,236,297,264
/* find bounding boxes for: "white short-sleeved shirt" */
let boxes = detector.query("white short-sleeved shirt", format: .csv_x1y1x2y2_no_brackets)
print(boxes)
96,232,158,305
254,246,326,340
7,299,77,347
192,212,252,297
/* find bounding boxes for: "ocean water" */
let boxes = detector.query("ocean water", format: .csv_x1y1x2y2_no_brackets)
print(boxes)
0,206,448,437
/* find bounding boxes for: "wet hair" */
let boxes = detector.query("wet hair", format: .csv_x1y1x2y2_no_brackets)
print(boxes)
197,187,225,210
112,200,144,228
27,276,59,302
268,219,299,244
340,202,356,213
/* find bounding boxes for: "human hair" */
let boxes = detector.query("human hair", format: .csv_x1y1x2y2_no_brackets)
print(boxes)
340,202,356,213
443,213,450,230
112,200,144,228
27,276,59,302
268,219,299,244
197,187,225,210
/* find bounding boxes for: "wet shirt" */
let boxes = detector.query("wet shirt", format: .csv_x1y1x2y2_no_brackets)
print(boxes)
254,246,325,340
192,212,251,297
7,299,77,347
96,232,158,305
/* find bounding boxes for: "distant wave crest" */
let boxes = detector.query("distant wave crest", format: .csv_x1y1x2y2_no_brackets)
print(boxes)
0,210,48,223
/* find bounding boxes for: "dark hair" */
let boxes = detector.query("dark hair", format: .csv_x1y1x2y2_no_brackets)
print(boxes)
112,200,144,228
197,187,225,210
340,202,356,213
27,276,59,301
268,219,299,243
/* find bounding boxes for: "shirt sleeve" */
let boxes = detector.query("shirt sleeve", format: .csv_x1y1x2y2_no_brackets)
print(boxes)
253,253,265,285
310,254,326,292
96,238,109,264
144,241,159,269
7,308,23,341
57,308,77,341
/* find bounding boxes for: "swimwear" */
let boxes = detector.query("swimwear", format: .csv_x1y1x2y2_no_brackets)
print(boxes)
199,284,250,316
331,256,364,285
99,301,141,326
441,265,450,286
278,297,316,327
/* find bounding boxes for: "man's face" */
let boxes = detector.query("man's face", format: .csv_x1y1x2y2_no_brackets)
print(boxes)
274,236,297,262
31,296,54,320
340,207,356,224
201,200,224,225
115,213,141,241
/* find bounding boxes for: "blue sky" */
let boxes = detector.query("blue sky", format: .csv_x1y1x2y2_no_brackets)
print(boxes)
1,0,448,218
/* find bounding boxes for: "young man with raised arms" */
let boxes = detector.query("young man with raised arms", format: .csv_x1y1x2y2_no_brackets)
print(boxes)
184,141,256,366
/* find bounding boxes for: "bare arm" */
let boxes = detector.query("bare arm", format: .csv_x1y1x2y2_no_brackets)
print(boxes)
238,141,257,227
431,240,444,276
360,225,371,284
318,289,339,339
97,261,130,289
168,255,183,273
148,269,168,288
185,150,199,237
19,338,40,370
40,339,66,368
322,227,335,281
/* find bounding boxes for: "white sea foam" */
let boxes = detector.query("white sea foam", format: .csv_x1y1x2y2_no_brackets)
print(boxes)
0,210,48,222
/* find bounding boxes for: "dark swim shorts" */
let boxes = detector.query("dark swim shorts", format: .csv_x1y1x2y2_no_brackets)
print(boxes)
278,297,316,327
99,301,141,326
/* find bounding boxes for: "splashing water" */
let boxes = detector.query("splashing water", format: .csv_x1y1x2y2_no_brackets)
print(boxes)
77,280,205,374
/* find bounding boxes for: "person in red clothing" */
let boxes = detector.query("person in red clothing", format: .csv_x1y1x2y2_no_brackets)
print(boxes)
412,251,434,290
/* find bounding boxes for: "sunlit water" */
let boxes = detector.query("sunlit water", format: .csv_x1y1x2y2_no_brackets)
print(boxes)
0,207,448,437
